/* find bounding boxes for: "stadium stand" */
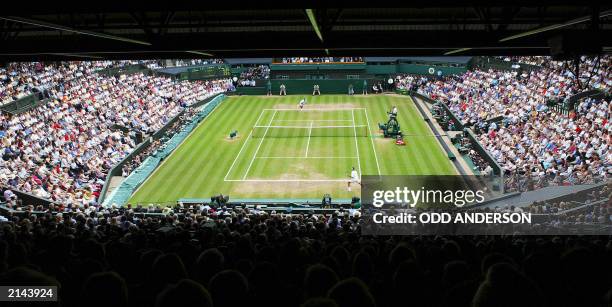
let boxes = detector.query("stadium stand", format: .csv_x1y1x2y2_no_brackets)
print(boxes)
0,61,233,206
237,65,270,87
0,186,611,307
277,57,365,64
396,55,611,191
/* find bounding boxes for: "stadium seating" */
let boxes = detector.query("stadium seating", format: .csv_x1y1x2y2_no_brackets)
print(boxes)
237,65,270,87
396,55,610,191
0,185,610,307
0,61,233,205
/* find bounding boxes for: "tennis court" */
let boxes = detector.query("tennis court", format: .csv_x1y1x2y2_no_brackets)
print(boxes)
224,107,379,182
129,95,457,203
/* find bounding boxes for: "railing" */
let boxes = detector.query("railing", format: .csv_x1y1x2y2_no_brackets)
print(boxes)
398,89,505,192
97,64,151,77
0,95,48,115
463,128,504,193
531,198,608,219
0,185,57,207
408,91,465,130
270,63,367,71
154,65,231,80
548,89,606,116
97,139,152,204
272,57,365,64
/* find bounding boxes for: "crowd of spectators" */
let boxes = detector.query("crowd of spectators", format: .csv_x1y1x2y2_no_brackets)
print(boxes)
164,59,225,68
120,108,199,177
0,63,41,105
0,61,232,206
527,199,588,216
468,149,494,175
496,56,548,66
279,57,364,64
237,65,270,86
494,182,612,227
396,56,611,190
0,198,612,307
1,60,229,105
0,61,119,106
120,139,163,178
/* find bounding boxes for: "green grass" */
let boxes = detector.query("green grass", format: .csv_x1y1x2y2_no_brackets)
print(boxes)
129,94,456,204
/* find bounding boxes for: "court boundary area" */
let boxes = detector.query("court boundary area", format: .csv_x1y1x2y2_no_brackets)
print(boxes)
224,107,380,182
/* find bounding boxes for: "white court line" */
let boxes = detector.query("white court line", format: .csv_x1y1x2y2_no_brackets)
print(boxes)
243,110,277,180
263,108,366,111
351,109,362,179
305,120,313,157
252,125,367,128
256,156,359,159
364,108,382,176
225,179,351,182
223,108,267,181
272,119,353,122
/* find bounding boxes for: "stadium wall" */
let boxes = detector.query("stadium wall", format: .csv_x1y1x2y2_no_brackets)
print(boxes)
270,62,467,75
231,61,469,95
268,79,376,94
98,64,150,77
408,91,465,130
0,185,56,207
0,94,47,115
396,63,467,76
232,87,267,95
463,128,505,193
364,64,397,75
270,63,367,71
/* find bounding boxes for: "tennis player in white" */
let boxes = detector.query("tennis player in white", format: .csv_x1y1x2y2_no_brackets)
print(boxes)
298,97,306,110
348,167,360,191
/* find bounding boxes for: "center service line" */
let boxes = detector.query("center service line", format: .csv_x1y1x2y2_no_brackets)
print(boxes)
305,120,313,157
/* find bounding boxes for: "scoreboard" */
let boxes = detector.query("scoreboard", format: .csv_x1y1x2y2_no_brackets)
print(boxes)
182,65,231,80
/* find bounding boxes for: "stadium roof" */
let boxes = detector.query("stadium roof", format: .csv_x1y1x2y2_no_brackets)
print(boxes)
0,0,610,61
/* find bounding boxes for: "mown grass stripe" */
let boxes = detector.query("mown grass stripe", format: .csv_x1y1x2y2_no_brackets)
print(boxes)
129,94,455,203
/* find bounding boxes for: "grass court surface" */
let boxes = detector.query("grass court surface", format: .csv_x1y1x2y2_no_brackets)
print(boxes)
129,94,456,203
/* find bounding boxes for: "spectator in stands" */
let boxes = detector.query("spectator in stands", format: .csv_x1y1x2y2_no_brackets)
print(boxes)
0,197,611,307
279,57,364,64
237,65,270,87
397,55,611,190
0,61,232,205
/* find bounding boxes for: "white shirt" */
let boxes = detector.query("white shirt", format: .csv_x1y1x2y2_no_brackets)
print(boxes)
351,170,359,180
